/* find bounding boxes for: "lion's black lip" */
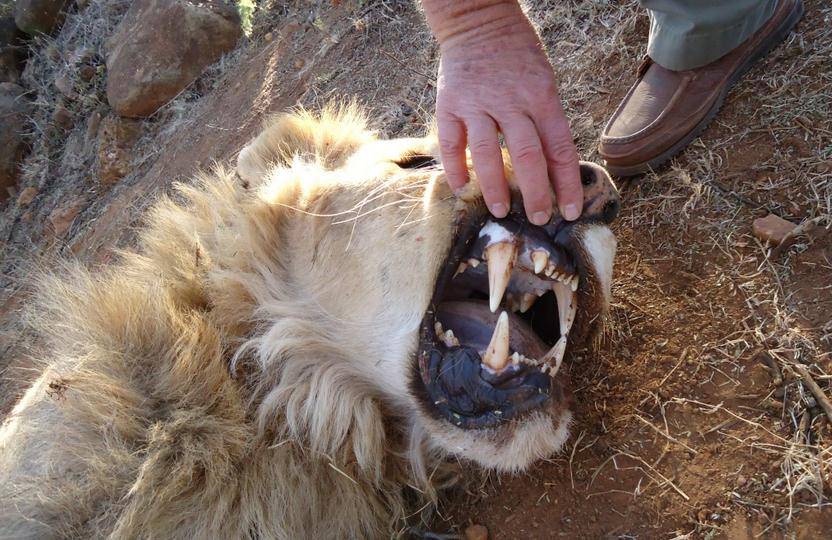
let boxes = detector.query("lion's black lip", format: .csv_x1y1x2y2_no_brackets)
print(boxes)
424,347,551,429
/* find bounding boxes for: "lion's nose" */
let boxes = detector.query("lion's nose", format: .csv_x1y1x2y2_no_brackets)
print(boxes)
577,162,620,224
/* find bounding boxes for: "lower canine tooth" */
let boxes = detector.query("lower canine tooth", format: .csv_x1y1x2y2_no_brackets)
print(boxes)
553,281,577,338
482,311,510,371
485,241,517,313
542,336,567,376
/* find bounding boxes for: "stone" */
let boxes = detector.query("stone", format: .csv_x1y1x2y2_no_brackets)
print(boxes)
48,197,83,237
53,73,76,99
78,63,96,82
105,0,241,118
752,213,797,245
0,17,26,83
16,185,36,206
14,0,70,35
97,114,142,186
0,82,30,200
52,105,72,129
85,108,102,141
464,524,489,540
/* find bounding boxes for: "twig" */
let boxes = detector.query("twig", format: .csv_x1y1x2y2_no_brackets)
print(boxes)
618,450,690,501
634,414,698,454
659,348,689,386
792,364,832,423
378,49,436,84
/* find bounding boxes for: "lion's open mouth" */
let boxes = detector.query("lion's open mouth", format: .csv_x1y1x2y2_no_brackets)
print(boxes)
416,209,590,430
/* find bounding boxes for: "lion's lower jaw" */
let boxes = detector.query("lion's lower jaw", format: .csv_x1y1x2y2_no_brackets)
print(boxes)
419,410,573,473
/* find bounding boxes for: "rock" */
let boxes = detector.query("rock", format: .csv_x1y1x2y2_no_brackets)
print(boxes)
84,108,101,141
78,63,95,82
105,0,241,117
14,0,71,35
752,213,797,245
464,524,489,540
16,185,36,206
97,114,142,186
48,198,83,237
52,105,72,129
0,83,30,200
53,73,76,99
0,17,26,83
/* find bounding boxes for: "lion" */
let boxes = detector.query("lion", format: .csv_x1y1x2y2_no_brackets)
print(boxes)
0,106,619,539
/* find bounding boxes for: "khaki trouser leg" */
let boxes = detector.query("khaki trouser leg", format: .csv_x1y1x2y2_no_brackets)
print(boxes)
640,0,778,70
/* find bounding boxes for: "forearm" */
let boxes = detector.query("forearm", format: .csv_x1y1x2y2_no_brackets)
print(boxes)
421,0,534,50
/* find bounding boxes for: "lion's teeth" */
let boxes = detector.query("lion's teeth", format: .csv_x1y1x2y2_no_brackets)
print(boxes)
468,258,480,268
482,311,510,371
570,275,579,292
454,262,468,278
542,336,567,376
531,250,549,274
485,242,517,313
520,293,537,313
553,281,576,338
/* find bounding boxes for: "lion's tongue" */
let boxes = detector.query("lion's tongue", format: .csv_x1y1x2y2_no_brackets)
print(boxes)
436,301,548,365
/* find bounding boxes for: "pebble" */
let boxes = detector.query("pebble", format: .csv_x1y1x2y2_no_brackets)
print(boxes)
752,213,796,245
464,524,489,540
16,186,37,207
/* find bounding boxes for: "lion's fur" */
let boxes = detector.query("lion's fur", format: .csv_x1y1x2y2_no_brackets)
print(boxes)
0,106,454,539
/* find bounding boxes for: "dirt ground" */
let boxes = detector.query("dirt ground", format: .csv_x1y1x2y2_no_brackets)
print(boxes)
1,1,830,538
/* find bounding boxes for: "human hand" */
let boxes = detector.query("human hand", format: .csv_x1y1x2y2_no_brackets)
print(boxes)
424,1,582,225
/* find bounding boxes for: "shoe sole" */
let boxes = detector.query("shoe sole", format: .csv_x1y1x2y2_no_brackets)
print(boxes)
606,0,805,178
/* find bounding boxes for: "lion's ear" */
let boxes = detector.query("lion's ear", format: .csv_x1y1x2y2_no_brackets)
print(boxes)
236,104,375,186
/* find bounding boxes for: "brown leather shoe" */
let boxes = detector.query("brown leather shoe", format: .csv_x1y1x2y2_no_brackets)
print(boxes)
598,0,804,177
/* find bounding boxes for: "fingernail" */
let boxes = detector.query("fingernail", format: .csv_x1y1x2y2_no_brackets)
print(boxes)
531,211,550,226
490,203,508,218
563,203,580,221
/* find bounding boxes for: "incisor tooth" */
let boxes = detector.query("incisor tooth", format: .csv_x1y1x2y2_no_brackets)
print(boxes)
485,242,517,313
531,250,549,274
482,311,510,371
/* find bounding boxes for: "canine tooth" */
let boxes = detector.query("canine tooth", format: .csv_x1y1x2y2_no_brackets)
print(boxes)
531,250,549,274
520,293,537,313
482,311,510,371
553,281,577,338
454,262,468,278
542,336,567,376
485,242,517,313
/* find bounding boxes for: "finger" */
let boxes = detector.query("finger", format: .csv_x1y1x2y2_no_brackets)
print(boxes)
535,106,582,221
499,114,552,225
436,116,469,193
466,115,509,218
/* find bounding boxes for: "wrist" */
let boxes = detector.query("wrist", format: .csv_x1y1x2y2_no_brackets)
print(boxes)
422,0,536,52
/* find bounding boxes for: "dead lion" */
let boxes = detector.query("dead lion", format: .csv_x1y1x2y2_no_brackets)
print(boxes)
0,106,619,538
